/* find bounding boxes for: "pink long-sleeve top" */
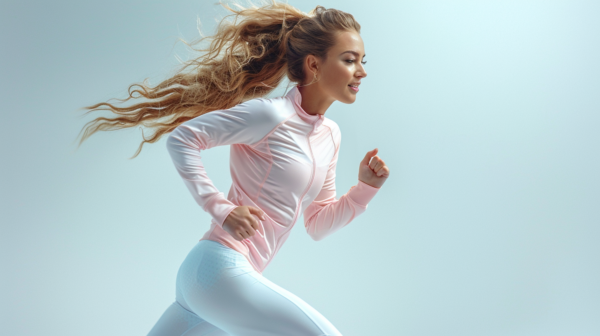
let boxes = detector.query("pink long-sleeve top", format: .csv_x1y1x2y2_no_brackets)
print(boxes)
166,85,380,274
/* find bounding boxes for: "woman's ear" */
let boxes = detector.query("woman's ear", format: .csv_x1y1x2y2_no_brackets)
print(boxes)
304,54,320,77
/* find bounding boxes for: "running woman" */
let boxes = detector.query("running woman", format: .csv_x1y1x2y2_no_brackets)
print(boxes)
77,1,390,335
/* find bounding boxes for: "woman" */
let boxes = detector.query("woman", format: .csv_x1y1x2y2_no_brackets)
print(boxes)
78,1,389,335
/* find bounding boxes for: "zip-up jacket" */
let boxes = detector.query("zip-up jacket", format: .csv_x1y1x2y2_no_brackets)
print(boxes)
166,85,380,274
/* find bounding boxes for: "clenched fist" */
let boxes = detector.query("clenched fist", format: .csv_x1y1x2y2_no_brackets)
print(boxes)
358,148,390,189
223,205,266,241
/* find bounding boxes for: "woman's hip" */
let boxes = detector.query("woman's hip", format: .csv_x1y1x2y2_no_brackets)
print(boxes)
174,240,341,335
176,240,255,293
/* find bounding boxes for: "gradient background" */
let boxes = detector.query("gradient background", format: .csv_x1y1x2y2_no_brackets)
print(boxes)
1,0,599,335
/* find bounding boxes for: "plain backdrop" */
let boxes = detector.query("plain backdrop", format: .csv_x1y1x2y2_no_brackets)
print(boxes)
1,0,599,335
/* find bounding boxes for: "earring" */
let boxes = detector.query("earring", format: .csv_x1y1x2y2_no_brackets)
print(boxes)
299,70,319,87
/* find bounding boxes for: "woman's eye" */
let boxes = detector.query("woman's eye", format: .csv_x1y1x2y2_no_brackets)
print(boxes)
345,59,356,63
361,61,367,65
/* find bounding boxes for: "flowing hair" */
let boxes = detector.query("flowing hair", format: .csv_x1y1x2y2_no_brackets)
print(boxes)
75,0,361,159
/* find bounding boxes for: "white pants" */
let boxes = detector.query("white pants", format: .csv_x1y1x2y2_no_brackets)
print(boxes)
147,240,342,336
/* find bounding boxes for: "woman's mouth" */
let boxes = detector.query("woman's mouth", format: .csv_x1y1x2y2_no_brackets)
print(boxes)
348,84,359,92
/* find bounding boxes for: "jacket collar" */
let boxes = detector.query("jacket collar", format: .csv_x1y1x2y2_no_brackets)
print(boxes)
286,85,324,129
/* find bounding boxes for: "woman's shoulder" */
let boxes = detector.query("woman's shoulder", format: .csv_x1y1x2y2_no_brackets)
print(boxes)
243,95,295,119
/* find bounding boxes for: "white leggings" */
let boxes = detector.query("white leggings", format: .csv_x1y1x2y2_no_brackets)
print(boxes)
146,240,342,336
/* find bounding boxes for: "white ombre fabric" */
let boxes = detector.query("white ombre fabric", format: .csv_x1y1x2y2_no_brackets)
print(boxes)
166,85,380,274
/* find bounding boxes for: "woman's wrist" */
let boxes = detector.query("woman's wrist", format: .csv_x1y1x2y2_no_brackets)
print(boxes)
347,180,380,206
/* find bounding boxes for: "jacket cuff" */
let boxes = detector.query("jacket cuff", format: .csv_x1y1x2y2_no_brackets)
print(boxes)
204,193,238,227
347,180,380,207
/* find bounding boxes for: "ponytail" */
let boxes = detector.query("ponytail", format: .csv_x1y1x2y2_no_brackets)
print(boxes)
76,0,360,159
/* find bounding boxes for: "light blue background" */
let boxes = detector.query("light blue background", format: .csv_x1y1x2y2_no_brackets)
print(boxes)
1,0,599,335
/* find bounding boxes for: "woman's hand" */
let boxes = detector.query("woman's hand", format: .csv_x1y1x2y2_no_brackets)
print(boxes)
358,148,390,189
222,206,266,241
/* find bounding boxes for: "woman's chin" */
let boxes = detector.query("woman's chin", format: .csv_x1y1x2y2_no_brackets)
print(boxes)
340,95,357,104
331,89,358,104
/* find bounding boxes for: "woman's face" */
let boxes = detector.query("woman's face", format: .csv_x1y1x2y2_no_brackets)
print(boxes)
314,30,367,104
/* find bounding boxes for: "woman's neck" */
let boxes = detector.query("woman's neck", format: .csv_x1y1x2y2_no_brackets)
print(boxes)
297,85,335,116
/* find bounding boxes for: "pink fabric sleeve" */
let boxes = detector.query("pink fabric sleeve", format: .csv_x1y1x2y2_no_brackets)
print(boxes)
166,98,280,228
303,128,380,241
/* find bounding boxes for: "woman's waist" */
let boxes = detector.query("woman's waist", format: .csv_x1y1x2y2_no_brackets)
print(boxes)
202,217,293,274
199,235,264,274
228,183,305,226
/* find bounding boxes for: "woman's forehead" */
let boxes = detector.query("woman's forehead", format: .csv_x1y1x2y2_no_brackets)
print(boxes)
331,31,365,57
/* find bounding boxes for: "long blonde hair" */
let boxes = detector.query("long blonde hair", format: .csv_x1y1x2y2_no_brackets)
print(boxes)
76,0,361,159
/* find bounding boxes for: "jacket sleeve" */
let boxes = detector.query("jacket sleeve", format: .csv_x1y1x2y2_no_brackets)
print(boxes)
303,125,380,241
166,98,280,228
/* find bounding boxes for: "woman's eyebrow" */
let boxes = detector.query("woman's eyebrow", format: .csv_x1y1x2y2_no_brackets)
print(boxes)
339,50,366,58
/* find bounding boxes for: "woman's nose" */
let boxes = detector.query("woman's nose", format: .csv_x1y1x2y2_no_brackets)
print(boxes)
358,64,367,78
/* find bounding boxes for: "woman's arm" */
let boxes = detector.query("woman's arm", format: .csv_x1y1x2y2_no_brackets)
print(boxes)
303,127,380,241
166,98,282,228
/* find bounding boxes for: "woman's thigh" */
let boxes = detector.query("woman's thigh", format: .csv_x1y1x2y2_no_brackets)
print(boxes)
176,240,342,336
